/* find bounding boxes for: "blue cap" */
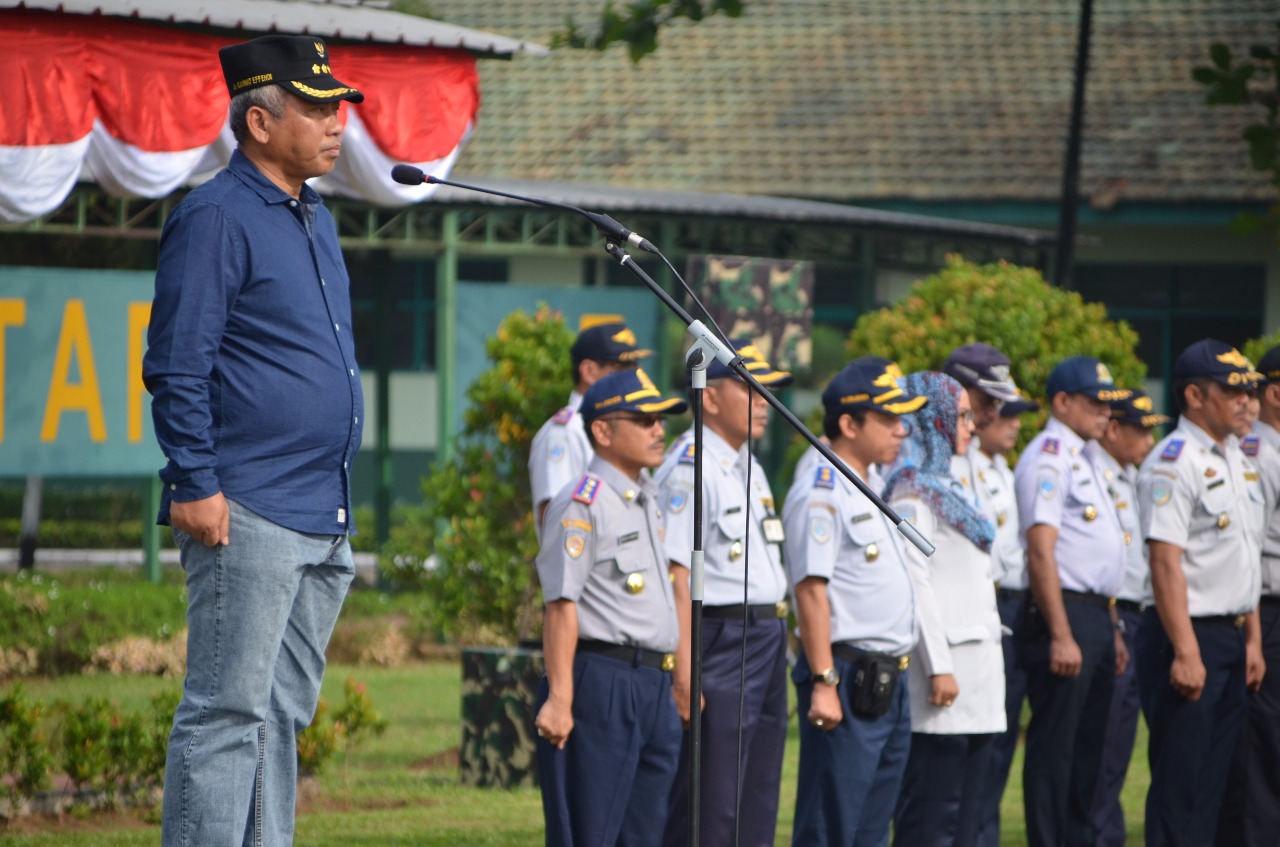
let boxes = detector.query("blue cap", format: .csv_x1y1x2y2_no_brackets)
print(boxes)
1172,339,1262,390
703,339,793,387
1046,356,1130,402
942,343,1022,403
821,358,927,417
1000,396,1041,417
570,319,653,366
1109,388,1169,428
580,368,688,424
1257,345,1280,384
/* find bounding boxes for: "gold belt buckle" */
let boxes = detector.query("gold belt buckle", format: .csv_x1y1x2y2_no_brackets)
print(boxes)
1108,597,1117,609
661,653,677,672
1233,614,1247,629
898,655,910,671
775,600,789,619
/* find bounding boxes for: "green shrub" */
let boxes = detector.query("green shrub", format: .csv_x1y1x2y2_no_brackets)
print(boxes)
297,675,386,777
0,685,52,817
1243,328,1280,367
382,306,574,644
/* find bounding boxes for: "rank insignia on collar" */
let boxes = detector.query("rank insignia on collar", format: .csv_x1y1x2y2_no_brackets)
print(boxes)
571,475,600,505
552,407,574,425
814,466,835,489
678,442,697,465
1160,440,1184,461
1241,435,1259,457
1042,438,1060,455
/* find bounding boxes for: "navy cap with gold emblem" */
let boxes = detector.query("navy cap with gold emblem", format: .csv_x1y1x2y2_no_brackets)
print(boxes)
702,339,794,387
1046,356,1131,402
570,316,654,366
1253,345,1280,384
219,35,364,104
1172,339,1261,390
821,358,927,417
581,367,688,424
1109,388,1170,429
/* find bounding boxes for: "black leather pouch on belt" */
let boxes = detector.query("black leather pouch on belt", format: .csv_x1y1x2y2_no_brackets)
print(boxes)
842,649,901,719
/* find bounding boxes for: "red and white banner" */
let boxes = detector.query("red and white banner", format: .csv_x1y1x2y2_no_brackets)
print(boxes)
0,10,480,222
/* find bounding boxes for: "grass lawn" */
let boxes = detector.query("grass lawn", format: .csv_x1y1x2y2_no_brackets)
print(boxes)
1,663,1150,846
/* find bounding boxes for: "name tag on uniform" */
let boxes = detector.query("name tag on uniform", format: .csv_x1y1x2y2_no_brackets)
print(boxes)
762,517,785,543
617,531,640,544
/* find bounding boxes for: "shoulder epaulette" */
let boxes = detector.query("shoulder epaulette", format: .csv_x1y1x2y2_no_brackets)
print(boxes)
552,407,574,425
1041,438,1060,456
1160,440,1184,462
814,466,836,490
677,442,697,465
1241,435,1260,458
571,475,600,505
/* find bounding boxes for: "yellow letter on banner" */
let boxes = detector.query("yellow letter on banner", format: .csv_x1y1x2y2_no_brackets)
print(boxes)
41,299,107,442
0,299,27,442
128,302,151,443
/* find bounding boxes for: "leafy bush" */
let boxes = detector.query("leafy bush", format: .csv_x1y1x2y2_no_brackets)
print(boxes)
0,685,52,817
297,675,387,777
1243,328,1280,367
382,306,574,643
842,256,1146,455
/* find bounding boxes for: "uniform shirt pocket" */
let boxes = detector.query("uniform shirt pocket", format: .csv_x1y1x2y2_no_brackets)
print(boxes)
1197,483,1235,534
845,512,888,557
716,504,748,546
946,624,996,646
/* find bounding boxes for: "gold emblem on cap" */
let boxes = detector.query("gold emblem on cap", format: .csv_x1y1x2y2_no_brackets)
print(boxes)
625,573,645,594
866,543,880,562
661,653,677,672
314,41,325,57
1083,504,1098,521
729,541,744,561
1217,514,1230,530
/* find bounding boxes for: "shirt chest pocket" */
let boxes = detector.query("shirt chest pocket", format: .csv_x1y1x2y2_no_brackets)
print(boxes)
1197,483,1236,534
598,536,651,592
845,514,889,562
716,504,748,545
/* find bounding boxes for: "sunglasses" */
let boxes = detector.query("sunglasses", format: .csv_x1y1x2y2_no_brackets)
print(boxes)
606,413,666,429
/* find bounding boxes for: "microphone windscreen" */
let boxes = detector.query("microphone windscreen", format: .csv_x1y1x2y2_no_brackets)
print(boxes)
390,164,426,186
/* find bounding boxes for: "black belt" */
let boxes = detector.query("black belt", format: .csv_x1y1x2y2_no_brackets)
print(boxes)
831,642,910,671
995,587,1026,602
576,640,676,671
1061,589,1116,611
1114,598,1143,614
1191,614,1247,629
702,602,789,621
1261,596,1280,607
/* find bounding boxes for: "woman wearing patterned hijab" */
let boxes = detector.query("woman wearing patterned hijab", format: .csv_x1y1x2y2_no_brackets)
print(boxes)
884,371,1005,847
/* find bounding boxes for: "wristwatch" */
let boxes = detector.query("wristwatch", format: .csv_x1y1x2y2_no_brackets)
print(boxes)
813,666,840,687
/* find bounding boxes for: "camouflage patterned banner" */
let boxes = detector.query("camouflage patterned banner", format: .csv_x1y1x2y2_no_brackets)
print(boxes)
684,255,815,372
459,647,545,789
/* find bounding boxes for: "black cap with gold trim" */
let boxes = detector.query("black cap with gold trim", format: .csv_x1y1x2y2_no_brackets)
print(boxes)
219,35,364,104
821,358,927,417
570,316,654,365
1256,345,1280,384
581,368,689,424
1109,388,1170,429
703,339,794,387
1172,339,1261,390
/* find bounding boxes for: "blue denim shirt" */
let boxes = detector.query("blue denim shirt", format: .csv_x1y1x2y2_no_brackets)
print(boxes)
144,150,363,535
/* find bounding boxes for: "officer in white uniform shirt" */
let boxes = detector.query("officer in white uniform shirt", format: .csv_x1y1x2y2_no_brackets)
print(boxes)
1218,343,1280,847
655,340,792,847
1134,338,1265,847
1085,389,1168,847
782,357,926,847
529,318,653,536
1012,355,1130,847
534,367,688,847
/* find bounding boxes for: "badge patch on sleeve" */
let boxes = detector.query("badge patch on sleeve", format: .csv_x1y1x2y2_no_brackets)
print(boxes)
810,516,832,544
677,442,697,465
1041,438,1060,456
667,484,691,514
549,439,567,462
1241,435,1260,458
552,406,574,425
1160,440,1184,461
1151,481,1172,505
571,476,600,505
565,532,586,558
1038,472,1058,500
814,467,836,489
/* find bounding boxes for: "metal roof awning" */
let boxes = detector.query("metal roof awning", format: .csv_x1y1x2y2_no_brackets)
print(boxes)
1,0,548,56
428,176,1059,247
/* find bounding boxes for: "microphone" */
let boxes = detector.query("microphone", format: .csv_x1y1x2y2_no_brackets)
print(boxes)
390,164,656,253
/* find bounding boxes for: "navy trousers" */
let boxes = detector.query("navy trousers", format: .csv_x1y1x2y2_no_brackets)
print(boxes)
1136,608,1246,847
537,651,683,847
1019,596,1116,847
894,732,995,847
662,615,788,847
976,589,1029,847
791,648,912,847
1087,601,1143,847
1217,597,1280,846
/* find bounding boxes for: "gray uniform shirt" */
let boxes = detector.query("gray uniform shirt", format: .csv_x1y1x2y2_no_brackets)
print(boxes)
1243,422,1280,595
782,458,916,655
655,428,788,606
537,455,678,652
1088,443,1148,604
529,390,592,535
1137,418,1265,617
954,448,1024,589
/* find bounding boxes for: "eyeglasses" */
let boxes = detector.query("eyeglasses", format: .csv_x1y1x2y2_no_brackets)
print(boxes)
958,410,975,425
606,413,666,429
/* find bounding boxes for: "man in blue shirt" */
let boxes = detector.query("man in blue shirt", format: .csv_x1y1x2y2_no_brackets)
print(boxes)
142,35,365,847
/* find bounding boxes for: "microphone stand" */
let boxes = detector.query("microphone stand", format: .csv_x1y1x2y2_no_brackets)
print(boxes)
394,164,935,847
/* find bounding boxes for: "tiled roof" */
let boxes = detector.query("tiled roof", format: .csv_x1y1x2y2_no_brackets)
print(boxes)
419,1,1274,205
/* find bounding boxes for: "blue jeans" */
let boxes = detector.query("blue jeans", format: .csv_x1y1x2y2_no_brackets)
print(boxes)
162,498,354,847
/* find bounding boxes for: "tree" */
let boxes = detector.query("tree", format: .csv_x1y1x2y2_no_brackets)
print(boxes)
1193,22,1280,241
552,0,744,62
381,306,574,644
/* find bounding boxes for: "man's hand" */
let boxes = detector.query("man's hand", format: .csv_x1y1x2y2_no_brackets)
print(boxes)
930,674,959,707
807,682,843,731
671,677,705,728
1114,629,1130,677
1246,640,1266,693
1050,635,1083,677
535,693,574,749
170,492,229,547
1170,651,1207,701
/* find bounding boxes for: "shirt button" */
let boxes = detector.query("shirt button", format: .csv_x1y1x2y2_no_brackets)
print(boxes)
289,200,298,207
354,416,359,424
334,323,340,331
349,369,355,376
169,484,176,491
344,462,349,469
